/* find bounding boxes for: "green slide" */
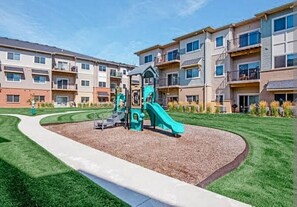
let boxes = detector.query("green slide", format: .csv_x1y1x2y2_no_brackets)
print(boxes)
146,102,184,135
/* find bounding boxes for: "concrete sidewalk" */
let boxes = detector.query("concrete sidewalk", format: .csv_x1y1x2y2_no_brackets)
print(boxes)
2,113,251,207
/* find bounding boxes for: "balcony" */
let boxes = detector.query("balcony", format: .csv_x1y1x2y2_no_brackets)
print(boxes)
227,32,261,57
227,68,260,87
155,53,180,69
157,77,180,88
110,88,116,93
52,65,78,74
110,71,123,79
52,82,78,92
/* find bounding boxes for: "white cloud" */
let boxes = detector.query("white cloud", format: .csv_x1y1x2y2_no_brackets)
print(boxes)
178,0,209,16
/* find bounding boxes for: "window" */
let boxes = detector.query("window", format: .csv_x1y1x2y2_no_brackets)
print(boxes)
34,96,45,102
274,14,297,32
274,93,297,104
7,95,20,103
185,68,200,79
58,61,68,70
215,65,224,76
239,31,260,47
99,81,106,87
123,84,126,89
34,56,46,64
167,73,178,85
81,97,90,103
167,49,179,61
216,36,224,47
99,65,106,72
7,52,20,60
33,75,46,83
6,73,21,82
275,54,297,68
238,62,260,76
186,40,199,52
144,55,153,63
81,80,90,86
186,95,199,104
82,63,90,70
123,70,126,75
216,95,224,105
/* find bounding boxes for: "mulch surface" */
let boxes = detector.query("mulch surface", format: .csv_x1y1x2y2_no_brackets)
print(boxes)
45,121,246,185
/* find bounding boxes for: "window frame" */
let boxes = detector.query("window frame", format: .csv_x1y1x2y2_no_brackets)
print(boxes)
33,75,47,84
186,95,199,104
99,81,107,87
273,13,297,33
215,36,224,48
215,64,225,77
144,54,153,63
215,94,224,105
186,40,200,53
81,97,90,103
6,95,20,103
274,53,297,69
185,67,200,79
6,73,22,82
34,95,45,102
81,80,90,87
81,63,90,70
34,56,46,64
99,65,107,72
7,52,20,61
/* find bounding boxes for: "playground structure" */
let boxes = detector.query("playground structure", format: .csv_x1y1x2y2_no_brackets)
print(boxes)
95,65,184,136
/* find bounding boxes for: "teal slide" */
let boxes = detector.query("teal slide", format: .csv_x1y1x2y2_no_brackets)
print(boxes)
146,102,184,135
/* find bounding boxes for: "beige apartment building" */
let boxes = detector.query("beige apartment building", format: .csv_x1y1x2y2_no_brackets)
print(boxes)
135,2,296,112
0,37,133,107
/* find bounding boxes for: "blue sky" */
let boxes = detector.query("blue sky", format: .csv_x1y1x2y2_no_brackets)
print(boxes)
0,0,293,65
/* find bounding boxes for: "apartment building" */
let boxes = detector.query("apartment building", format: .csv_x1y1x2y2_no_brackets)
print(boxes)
0,37,133,107
134,2,296,112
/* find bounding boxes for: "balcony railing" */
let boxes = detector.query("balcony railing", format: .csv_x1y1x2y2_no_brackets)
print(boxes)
227,32,261,51
155,53,180,65
227,68,260,82
53,65,78,73
158,77,180,87
52,82,78,90
110,71,123,78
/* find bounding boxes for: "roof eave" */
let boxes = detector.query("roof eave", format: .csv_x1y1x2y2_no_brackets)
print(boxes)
255,2,296,17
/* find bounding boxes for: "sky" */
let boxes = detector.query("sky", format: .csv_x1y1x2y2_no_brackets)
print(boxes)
0,0,293,65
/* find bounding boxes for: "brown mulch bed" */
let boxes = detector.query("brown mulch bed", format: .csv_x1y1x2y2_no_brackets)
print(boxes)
44,121,246,185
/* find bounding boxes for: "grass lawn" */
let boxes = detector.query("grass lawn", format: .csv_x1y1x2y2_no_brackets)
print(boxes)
0,115,129,207
0,107,112,116
169,112,295,207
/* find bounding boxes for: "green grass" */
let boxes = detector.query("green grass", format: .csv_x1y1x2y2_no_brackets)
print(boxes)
0,115,129,207
168,112,295,207
0,107,112,116
40,109,113,125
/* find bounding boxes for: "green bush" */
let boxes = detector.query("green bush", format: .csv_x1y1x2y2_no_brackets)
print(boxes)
259,101,268,117
249,104,257,116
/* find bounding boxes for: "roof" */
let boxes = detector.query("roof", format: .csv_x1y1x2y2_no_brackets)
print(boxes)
134,45,162,55
173,27,215,41
255,2,296,17
266,79,297,91
128,63,159,78
0,37,134,68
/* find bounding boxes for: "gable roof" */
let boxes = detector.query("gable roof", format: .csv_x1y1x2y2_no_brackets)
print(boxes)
0,37,134,68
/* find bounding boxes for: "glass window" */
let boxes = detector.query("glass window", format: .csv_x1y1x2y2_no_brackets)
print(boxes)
58,61,68,70
123,70,126,75
33,75,46,83
81,97,90,103
99,65,106,72
249,31,260,45
249,95,259,105
144,55,153,63
186,40,199,52
7,52,20,60
216,36,223,47
34,56,46,64
215,65,224,76
274,55,286,68
82,63,90,70
6,73,21,81
186,68,199,79
239,33,248,47
7,95,20,103
99,81,106,87
186,95,199,104
81,80,90,86
287,53,297,67
34,96,45,102
274,17,286,32
216,95,224,105
167,49,178,61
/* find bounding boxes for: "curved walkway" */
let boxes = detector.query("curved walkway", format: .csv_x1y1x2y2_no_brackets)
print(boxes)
1,113,250,207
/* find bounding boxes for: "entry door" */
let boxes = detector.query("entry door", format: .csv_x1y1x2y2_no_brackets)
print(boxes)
56,97,68,106
239,95,249,113
167,73,178,86
57,79,68,89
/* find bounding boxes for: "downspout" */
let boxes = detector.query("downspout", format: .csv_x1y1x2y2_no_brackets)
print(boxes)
203,30,207,111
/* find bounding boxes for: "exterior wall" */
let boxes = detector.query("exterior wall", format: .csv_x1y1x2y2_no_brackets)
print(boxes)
261,8,295,71
138,48,162,65
231,21,261,39
260,67,297,102
178,86,204,103
161,43,179,56
231,53,261,70
52,91,76,106
0,88,50,108
93,87,110,103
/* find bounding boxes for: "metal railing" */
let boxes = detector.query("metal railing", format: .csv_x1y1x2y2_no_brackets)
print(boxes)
110,71,123,78
52,82,78,90
53,64,78,72
155,52,180,65
227,31,261,51
158,77,180,87
227,68,260,82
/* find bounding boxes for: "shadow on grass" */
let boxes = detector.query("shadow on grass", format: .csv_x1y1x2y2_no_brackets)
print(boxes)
0,158,129,207
0,137,10,143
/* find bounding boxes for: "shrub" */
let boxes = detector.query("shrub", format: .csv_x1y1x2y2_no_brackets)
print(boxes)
215,104,220,114
41,102,46,108
270,101,279,117
259,101,268,117
178,101,184,112
199,103,203,113
249,104,257,115
78,103,82,108
206,103,212,114
283,101,293,117
168,102,174,112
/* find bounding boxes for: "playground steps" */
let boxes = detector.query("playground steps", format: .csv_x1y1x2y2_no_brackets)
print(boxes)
95,111,125,129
